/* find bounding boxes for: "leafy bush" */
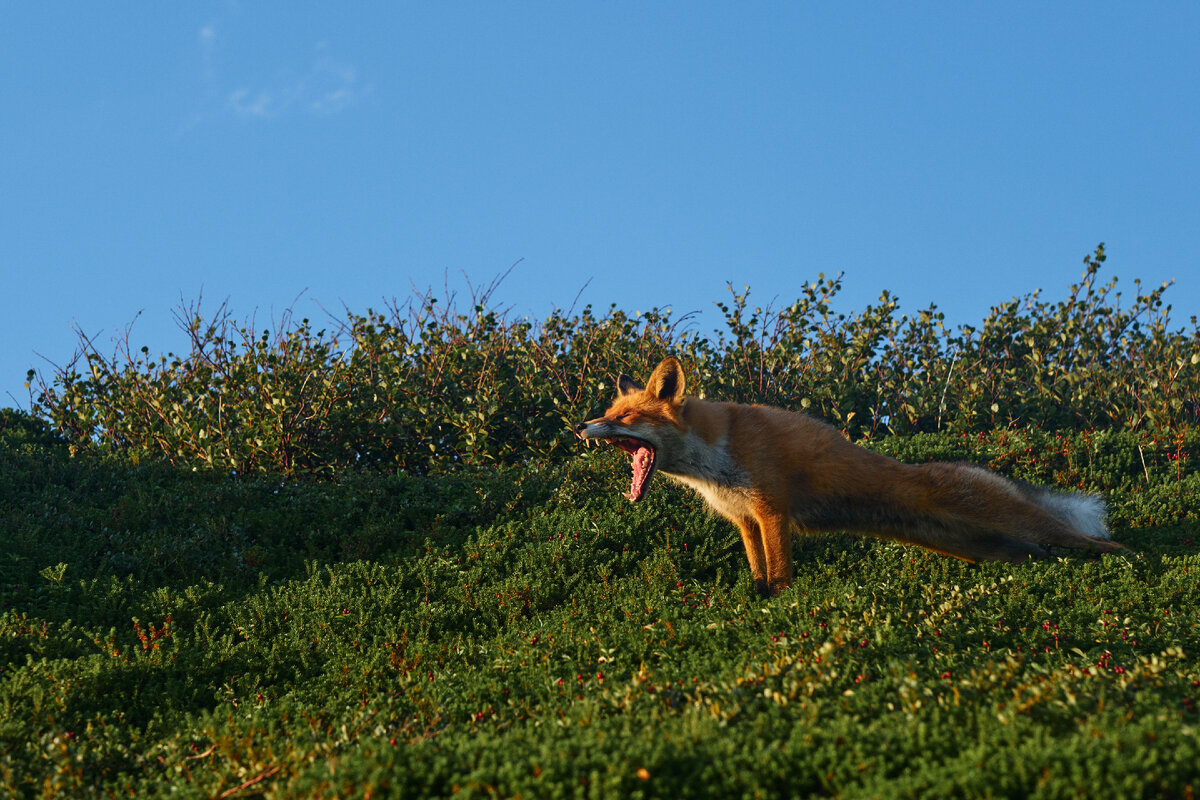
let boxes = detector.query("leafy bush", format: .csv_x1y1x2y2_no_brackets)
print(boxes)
0,408,63,452
26,245,1200,477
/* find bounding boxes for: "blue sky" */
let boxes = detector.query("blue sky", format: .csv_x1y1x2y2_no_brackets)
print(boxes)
3,3,1198,408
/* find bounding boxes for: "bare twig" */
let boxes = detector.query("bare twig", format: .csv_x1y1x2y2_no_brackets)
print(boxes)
215,765,282,799
936,351,959,431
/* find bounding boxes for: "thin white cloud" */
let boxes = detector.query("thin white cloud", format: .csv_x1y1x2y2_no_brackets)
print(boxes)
198,24,217,81
306,52,368,115
192,29,369,123
311,88,352,115
228,88,273,118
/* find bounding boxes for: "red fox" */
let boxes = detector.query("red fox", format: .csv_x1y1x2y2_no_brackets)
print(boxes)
575,357,1124,596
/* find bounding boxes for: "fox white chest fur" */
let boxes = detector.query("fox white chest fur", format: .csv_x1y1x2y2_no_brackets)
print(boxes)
660,431,756,522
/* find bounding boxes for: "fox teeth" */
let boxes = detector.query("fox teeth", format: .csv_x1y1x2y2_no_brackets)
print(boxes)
627,442,656,502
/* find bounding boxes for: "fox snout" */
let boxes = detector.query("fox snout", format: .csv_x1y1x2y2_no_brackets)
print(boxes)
575,419,617,441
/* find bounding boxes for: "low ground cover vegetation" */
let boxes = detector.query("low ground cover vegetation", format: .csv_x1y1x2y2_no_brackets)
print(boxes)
2,414,1198,797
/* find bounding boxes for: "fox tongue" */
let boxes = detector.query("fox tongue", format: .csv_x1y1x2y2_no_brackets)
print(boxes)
628,444,654,502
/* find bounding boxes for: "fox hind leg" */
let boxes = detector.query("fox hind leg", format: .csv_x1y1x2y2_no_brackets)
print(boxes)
905,524,1049,563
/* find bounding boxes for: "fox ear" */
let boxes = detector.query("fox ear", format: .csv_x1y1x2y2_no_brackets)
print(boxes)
617,374,644,396
646,357,686,405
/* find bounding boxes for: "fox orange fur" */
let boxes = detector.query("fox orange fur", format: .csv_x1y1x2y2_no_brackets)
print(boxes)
575,357,1124,596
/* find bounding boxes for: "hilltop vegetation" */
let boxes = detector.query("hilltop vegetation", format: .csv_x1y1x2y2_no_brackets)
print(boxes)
25,245,1200,475
3,246,1200,797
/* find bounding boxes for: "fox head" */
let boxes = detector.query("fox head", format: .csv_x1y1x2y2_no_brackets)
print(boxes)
574,357,687,502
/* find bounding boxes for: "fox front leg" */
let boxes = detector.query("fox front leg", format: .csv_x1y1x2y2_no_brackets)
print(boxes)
734,517,770,596
755,506,794,597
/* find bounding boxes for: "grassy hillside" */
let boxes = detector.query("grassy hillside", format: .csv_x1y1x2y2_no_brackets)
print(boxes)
2,418,1198,798
7,251,1200,796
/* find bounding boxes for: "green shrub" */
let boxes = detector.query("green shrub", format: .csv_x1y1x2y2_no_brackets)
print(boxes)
24,245,1200,476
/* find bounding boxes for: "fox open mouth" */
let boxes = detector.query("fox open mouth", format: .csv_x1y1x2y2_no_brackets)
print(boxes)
606,437,657,502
